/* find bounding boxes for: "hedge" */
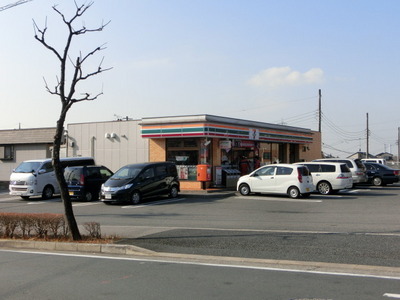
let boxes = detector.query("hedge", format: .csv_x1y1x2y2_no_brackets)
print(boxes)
0,212,101,240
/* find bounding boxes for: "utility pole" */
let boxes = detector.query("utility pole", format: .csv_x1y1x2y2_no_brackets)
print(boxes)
318,89,322,132
366,113,369,158
398,127,400,166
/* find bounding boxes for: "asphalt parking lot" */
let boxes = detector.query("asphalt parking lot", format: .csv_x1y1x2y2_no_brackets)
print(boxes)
1,183,400,269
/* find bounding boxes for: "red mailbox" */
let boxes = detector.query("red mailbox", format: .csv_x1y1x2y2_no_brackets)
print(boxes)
197,164,211,181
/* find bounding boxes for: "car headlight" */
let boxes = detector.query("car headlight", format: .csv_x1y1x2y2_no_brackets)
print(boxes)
122,183,133,190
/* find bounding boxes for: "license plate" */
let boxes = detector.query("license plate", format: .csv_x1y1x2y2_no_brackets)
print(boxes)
105,194,112,199
306,188,310,192
69,191,74,196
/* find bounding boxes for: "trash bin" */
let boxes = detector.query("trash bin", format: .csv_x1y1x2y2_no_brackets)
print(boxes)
222,169,240,188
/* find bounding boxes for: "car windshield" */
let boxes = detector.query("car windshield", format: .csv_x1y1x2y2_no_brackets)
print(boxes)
110,166,142,180
14,162,41,173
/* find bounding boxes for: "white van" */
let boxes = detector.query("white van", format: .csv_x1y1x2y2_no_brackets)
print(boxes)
9,157,95,199
312,158,367,186
361,158,386,165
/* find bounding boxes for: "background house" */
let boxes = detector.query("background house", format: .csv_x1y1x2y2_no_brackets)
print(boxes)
0,127,56,184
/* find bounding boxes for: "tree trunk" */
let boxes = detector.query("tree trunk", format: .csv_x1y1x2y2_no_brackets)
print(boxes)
52,108,81,241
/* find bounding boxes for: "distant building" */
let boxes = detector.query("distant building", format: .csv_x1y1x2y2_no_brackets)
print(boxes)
376,152,394,161
0,114,323,190
0,127,56,182
347,151,395,161
347,152,367,160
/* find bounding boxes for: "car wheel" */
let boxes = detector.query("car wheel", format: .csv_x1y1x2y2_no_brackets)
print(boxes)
131,191,141,205
169,186,179,198
317,181,332,195
288,186,300,199
239,184,251,196
42,185,54,200
372,177,383,186
84,191,94,202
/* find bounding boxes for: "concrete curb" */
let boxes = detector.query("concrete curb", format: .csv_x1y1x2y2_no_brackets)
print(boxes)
0,239,156,256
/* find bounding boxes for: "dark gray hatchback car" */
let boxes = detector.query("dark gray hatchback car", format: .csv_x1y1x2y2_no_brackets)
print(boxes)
64,165,113,201
100,162,180,205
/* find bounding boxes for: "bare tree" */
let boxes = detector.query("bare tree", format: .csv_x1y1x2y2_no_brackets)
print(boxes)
33,1,111,240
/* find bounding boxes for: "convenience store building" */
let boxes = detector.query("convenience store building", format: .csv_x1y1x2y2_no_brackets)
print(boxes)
66,114,321,190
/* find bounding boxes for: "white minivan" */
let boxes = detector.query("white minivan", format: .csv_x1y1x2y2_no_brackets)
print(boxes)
9,157,95,199
312,158,367,186
361,158,386,165
294,162,353,194
237,163,314,198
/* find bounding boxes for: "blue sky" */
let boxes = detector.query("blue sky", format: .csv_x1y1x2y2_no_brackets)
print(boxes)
1,0,399,157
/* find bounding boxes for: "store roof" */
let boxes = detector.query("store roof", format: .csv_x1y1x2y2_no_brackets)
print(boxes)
140,114,314,144
140,114,312,133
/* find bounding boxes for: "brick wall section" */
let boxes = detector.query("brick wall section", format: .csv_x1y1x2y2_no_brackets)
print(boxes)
299,131,322,162
181,181,204,190
149,139,166,162
212,138,220,166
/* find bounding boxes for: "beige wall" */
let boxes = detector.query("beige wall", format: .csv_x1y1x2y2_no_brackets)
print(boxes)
67,120,148,172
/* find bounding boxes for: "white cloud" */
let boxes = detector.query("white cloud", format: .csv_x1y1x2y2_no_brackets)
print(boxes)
248,66,324,88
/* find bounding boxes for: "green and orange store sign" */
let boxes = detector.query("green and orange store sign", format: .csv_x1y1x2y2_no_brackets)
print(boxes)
141,122,313,144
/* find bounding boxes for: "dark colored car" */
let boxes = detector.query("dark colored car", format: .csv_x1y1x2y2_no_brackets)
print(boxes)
363,162,400,186
100,162,180,204
64,165,113,201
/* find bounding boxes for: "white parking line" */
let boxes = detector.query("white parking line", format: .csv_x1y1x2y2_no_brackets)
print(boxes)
72,202,101,207
345,189,370,193
122,198,186,209
236,196,322,203
0,197,19,202
27,199,61,204
384,293,400,298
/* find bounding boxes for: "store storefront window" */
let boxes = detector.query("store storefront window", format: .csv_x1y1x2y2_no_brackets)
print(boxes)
167,138,200,181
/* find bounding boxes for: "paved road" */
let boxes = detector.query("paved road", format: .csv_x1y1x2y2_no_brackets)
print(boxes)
1,185,400,267
1,185,400,299
1,249,400,300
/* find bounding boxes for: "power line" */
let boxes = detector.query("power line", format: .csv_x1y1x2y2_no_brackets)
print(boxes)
0,0,32,12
